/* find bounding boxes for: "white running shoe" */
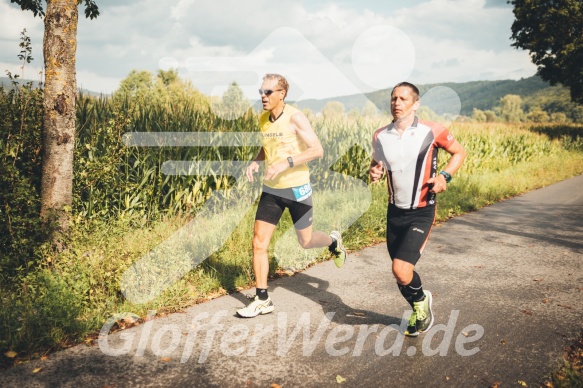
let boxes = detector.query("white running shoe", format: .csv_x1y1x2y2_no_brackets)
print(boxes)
236,295,275,318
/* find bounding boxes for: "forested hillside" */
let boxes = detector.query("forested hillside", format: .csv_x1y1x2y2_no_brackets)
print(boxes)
295,76,581,121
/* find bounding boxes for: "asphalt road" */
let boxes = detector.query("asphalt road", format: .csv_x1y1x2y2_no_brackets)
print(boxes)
1,175,582,387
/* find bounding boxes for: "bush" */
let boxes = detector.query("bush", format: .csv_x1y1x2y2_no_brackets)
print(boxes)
0,81,45,281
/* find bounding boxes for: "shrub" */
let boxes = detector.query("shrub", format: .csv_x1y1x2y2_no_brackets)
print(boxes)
0,80,45,281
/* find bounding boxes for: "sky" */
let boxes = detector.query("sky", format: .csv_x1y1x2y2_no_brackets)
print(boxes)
0,0,537,101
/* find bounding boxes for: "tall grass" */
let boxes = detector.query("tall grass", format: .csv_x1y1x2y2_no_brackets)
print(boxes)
74,93,262,219
74,96,583,224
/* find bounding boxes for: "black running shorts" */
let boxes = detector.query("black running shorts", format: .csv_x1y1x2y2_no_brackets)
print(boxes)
386,203,436,265
255,185,313,230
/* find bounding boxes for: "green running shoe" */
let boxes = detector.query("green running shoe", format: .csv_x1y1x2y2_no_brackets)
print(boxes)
329,231,347,268
413,290,434,333
404,309,419,337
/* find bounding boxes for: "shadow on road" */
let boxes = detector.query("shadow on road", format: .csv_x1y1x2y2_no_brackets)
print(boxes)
229,269,402,326
433,200,583,257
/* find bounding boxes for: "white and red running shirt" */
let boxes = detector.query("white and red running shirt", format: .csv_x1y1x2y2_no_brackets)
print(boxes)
372,117,456,210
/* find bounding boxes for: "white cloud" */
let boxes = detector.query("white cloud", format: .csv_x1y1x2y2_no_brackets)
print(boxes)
76,69,121,95
351,25,416,89
0,0,537,99
0,3,43,41
0,3,44,76
180,27,362,100
373,0,536,84
170,0,196,21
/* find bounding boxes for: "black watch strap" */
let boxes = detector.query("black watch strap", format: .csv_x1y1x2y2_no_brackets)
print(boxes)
439,171,452,183
287,156,294,168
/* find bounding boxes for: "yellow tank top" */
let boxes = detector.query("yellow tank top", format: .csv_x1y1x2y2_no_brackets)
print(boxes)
260,105,310,189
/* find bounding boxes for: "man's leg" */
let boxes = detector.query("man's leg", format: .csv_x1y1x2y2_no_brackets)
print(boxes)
294,226,347,268
290,200,347,267
237,189,283,318
392,259,433,336
236,220,277,318
295,226,333,249
252,220,277,290
387,205,435,336
392,259,422,306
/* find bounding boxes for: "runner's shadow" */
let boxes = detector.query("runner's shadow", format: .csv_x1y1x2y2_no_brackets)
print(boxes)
269,271,402,326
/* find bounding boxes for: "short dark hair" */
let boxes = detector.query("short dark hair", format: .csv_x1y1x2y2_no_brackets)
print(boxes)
391,82,420,101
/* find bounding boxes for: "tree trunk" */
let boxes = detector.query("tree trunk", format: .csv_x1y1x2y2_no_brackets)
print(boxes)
40,0,78,247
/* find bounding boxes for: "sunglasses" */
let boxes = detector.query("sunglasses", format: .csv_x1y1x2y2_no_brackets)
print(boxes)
258,89,283,96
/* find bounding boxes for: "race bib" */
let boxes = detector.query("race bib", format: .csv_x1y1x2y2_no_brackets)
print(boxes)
292,183,312,202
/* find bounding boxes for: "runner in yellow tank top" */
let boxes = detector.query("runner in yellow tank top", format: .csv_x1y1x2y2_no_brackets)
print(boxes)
259,104,309,189
236,73,347,318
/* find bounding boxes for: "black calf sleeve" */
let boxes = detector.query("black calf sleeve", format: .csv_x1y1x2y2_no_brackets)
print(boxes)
398,271,424,305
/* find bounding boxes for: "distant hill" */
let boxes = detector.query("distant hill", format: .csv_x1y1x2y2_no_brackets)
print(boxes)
0,76,43,90
0,77,103,97
294,76,554,116
3,75,576,118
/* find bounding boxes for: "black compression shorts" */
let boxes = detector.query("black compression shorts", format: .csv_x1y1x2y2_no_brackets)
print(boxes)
386,203,436,265
255,185,313,230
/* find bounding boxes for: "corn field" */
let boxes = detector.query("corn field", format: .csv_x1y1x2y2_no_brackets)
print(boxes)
71,93,583,222
2,82,580,229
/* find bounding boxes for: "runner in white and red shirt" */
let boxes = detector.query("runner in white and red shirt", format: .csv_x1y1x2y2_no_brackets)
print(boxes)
370,82,467,337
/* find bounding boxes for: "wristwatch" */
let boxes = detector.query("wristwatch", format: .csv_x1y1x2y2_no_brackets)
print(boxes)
439,171,452,183
287,156,294,168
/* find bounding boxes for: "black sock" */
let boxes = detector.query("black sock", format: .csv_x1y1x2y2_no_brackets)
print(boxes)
398,271,424,306
256,288,269,301
328,238,338,253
